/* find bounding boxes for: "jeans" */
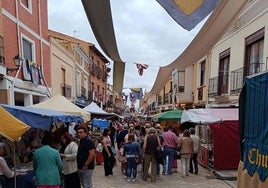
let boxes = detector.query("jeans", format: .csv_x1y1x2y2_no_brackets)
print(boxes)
78,169,93,188
163,147,175,174
126,157,137,179
189,153,198,173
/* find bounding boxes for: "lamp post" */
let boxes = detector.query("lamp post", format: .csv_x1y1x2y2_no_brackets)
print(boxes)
7,55,23,105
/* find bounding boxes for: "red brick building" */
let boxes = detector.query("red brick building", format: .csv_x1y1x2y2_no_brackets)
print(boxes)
0,0,51,105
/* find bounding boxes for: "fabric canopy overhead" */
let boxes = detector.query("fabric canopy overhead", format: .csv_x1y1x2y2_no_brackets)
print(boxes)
150,0,248,94
83,102,109,115
1,104,83,131
32,95,91,122
81,0,125,93
157,109,183,121
0,106,30,141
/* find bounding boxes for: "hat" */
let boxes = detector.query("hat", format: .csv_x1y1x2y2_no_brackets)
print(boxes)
149,127,155,134
0,142,4,148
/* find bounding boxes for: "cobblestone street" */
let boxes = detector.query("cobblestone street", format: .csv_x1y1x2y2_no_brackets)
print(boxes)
93,160,236,188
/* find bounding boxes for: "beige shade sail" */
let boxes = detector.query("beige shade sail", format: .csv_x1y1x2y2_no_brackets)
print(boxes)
150,0,249,94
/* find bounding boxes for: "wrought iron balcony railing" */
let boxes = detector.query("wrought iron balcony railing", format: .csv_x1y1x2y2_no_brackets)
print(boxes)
60,83,71,99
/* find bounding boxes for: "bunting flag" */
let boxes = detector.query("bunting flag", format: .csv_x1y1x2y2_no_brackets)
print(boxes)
136,63,149,76
156,0,220,31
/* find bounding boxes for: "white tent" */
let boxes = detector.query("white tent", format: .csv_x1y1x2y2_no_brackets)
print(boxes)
83,102,109,115
181,108,238,124
33,95,91,122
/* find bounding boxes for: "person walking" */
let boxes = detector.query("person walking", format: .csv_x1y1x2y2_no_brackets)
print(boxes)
76,126,96,188
102,128,116,176
124,134,141,182
178,129,194,178
189,128,200,174
60,132,80,188
142,127,161,182
162,126,179,175
33,133,63,188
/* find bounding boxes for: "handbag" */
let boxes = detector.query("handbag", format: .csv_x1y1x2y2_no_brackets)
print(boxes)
135,144,142,164
174,151,181,159
135,156,142,164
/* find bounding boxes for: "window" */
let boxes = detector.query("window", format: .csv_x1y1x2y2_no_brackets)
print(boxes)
21,0,32,12
218,49,230,95
178,70,185,92
200,61,206,86
245,28,264,76
22,38,33,61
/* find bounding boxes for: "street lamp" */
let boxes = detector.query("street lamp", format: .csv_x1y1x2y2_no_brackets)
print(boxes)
6,54,23,74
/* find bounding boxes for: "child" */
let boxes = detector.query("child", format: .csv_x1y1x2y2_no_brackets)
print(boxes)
118,142,127,174
95,138,104,165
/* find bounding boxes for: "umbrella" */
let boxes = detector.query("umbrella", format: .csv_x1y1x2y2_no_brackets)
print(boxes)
157,109,183,121
0,106,30,141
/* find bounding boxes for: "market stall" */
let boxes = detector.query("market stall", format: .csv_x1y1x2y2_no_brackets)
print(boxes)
0,104,83,188
181,108,239,170
156,109,183,129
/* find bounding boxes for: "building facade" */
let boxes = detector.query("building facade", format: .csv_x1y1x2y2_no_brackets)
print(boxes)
0,0,51,106
48,30,110,108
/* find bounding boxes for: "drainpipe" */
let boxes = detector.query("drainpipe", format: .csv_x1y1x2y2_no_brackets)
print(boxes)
10,0,22,106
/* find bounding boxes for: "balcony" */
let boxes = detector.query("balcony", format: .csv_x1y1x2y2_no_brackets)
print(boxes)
60,83,71,99
208,75,229,97
230,62,265,94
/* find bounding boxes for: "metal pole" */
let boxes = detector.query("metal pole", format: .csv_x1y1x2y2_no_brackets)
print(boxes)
13,142,16,188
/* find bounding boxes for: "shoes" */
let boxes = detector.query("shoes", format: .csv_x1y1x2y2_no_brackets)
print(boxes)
189,170,193,173
127,178,131,182
132,178,136,182
186,173,189,176
181,175,185,178
162,172,166,175
195,171,198,175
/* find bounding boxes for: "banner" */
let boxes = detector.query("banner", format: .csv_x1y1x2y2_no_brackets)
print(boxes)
156,0,220,31
130,88,143,100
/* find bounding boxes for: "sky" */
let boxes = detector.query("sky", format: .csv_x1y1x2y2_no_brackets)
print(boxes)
47,0,206,93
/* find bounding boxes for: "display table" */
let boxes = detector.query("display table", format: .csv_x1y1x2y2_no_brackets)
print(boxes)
6,171,35,188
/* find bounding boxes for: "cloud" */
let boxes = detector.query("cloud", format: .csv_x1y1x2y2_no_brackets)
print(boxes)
48,0,204,91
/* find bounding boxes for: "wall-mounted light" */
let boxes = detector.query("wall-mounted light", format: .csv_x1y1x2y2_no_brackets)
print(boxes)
6,55,23,74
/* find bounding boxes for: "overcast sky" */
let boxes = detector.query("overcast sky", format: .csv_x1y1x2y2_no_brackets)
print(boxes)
47,0,205,93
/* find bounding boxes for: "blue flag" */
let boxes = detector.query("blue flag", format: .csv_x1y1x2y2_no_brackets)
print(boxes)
130,88,143,100
156,0,220,31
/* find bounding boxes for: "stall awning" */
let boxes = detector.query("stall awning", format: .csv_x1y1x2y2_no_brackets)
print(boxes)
0,106,30,141
1,104,83,131
157,109,183,121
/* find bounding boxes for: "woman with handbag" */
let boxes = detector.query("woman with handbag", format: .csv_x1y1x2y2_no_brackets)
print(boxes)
124,133,141,182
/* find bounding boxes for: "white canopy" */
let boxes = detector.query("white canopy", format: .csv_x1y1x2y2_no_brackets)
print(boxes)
33,95,91,122
83,102,109,115
181,108,238,124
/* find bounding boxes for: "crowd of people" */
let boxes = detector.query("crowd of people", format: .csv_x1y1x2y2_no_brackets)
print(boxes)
0,117,200,188
96,118,201,183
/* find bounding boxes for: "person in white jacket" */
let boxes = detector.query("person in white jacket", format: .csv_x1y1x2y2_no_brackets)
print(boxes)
60,133,81,188
0,142,19,188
